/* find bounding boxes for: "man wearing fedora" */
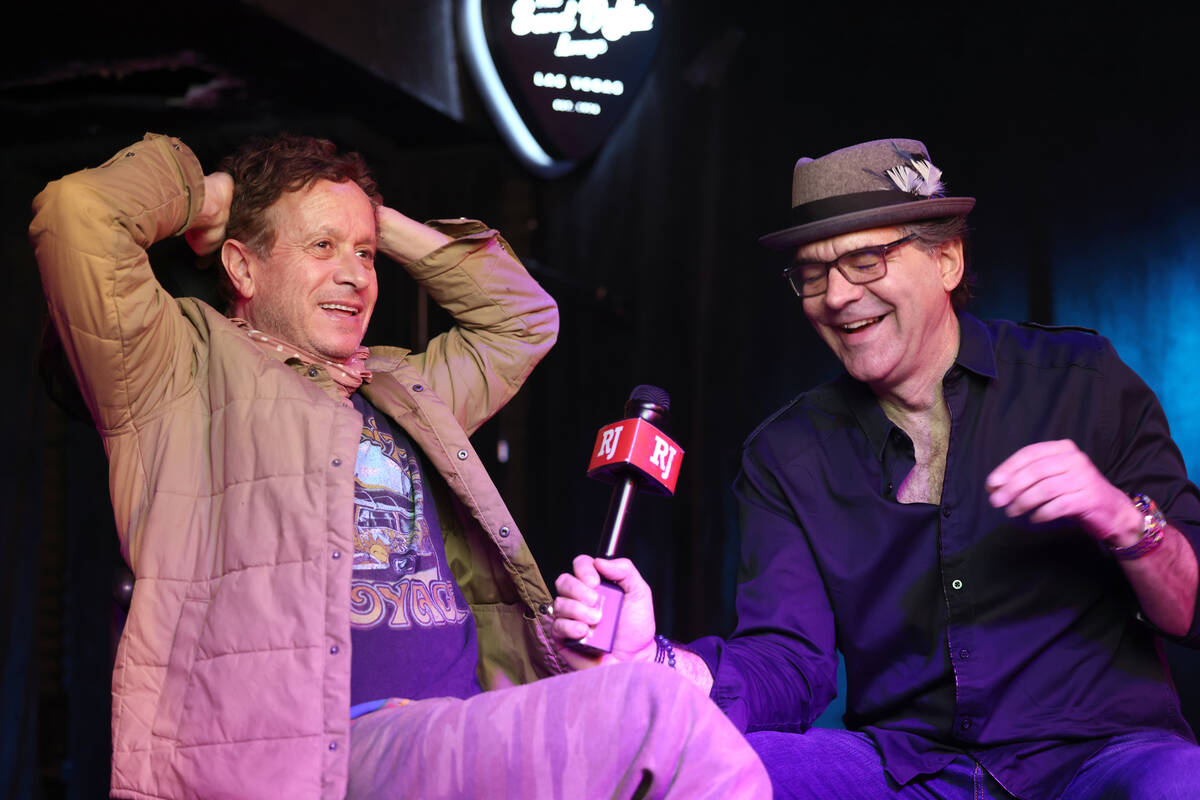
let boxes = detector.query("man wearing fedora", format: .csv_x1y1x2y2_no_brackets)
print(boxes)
551,139,1200,798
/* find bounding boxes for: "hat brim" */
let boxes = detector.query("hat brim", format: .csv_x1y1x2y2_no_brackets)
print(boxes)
759,196,976,250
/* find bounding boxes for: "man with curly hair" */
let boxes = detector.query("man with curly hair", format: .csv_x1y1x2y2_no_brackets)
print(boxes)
31,133,768,799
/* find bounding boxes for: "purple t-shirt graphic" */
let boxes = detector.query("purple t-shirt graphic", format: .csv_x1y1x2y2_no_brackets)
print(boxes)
348,392,482,710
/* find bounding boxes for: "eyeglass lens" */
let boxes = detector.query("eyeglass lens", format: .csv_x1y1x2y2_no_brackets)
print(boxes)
787,234,916,297
791,248,888,297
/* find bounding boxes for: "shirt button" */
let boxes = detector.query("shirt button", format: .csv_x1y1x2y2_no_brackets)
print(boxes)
328,741,338,751
457,449,469,460
332,458,342,467
332,551,341,559
499,526,510,538
951,579,964,590
960,718,972,730
330,645,339,655
942,505,952,518
307,366,320,378
413,384,424,392
959,649,970,659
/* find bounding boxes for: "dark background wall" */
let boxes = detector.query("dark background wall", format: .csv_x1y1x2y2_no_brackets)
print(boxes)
4,2,1199,797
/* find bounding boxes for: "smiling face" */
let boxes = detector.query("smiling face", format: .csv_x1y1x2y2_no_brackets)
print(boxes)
798,225,964,402
225,179,378,361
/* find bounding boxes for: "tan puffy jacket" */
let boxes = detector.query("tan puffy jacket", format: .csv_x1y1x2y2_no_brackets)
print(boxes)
31,134,565,799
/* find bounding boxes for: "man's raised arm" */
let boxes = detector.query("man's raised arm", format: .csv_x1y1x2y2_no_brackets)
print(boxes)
30,134,207,431
377,207,559,435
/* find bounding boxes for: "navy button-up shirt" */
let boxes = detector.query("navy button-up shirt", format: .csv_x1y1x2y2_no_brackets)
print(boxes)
691,313,1200,800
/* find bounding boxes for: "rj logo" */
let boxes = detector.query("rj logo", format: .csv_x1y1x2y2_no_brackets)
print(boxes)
649,436,677,481
597,425,624,460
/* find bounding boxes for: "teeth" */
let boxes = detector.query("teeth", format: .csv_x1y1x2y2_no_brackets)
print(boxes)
320,304,356,314
841,315,883,331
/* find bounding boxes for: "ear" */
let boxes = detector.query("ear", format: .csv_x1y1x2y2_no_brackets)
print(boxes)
221,239,257,303
935,238,965,293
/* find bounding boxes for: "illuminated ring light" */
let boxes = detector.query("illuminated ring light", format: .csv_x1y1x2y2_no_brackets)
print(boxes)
458,0,575,178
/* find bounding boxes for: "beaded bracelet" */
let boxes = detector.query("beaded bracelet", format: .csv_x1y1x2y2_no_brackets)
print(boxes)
1110,493,1166,561
653,634,677,669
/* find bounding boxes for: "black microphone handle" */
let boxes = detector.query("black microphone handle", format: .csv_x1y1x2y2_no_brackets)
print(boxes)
575,473,638,655
598,473,639,557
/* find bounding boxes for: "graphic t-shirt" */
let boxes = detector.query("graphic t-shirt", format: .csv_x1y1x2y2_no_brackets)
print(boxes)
348,392,482,709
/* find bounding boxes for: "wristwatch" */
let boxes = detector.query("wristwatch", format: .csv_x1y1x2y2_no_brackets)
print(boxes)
1109,493,1166,561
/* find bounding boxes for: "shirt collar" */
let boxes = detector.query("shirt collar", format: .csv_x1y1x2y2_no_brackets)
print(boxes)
954,311,998,380
840,373,893,461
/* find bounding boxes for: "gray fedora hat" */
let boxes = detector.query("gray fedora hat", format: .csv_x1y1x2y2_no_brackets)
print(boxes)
760,138,975,250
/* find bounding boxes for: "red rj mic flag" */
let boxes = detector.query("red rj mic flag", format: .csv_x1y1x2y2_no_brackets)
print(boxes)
587,417,684,495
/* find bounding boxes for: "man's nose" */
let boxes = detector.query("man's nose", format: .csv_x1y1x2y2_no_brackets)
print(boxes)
823,266,864,308
334,253,371,289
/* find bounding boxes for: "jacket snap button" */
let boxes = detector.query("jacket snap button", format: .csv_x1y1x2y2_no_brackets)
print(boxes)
538,603,551,616
457,449,469,460
499,526,510,538
413,384,424,392
307,366,320,378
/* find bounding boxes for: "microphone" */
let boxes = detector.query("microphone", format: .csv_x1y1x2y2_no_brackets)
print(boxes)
572,385,684,654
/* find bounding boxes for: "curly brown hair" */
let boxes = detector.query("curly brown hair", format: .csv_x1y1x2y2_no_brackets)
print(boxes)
216,133,383,311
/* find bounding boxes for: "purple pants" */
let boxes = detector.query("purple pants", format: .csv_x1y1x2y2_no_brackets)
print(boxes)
747,727,1200,799
348,662,771,799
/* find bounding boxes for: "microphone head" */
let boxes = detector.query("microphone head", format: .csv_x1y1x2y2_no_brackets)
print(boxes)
588,385,684,495
624,384,670,428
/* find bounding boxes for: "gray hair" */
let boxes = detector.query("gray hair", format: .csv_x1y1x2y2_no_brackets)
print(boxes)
901,216,972,309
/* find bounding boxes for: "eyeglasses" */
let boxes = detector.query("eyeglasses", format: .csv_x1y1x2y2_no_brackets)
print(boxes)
783,234,919,297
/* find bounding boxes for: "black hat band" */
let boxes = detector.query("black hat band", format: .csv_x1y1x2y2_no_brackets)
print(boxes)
790,190,918,226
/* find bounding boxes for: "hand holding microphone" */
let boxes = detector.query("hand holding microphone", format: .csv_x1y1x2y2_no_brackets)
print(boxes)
551,554,659,669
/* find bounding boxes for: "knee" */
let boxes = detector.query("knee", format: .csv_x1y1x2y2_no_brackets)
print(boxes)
609,662,712,719
1136,743,1200,799
745,728,891,798
579,662,732,743
1069,735,1200,800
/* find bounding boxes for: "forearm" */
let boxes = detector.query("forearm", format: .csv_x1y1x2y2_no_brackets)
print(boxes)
395,216,558,432
401,219,557,341
1121,523,1199,637
1097,488,1198,637
30,133,204,428
619,635,716,695
376,205,452,264
669,645,715,695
